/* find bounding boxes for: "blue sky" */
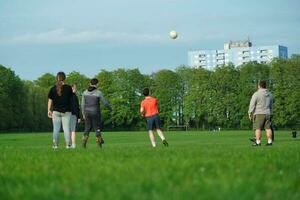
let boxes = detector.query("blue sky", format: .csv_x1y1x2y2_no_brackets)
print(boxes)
0,0,299,80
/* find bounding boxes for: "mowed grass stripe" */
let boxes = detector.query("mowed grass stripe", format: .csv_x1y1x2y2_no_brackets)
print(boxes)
0,131,299,200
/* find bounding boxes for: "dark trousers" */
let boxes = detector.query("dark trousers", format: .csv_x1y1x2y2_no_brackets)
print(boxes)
84,113,101,137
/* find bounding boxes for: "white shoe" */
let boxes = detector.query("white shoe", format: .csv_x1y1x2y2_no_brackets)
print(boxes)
66,145,71,149
71,144,76,149
52,145,58,150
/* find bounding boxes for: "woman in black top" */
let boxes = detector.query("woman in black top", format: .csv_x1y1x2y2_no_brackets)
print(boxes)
47,72,73,149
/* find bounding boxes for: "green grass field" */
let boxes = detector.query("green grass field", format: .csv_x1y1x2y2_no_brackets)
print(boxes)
0,131,300,200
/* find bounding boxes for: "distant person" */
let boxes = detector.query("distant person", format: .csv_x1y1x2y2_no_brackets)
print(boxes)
248,80,273,146
48,72,73,149
81,78,112,148
292,129,297,138
140,88,168,148
271,120,275,141
70,84,81,148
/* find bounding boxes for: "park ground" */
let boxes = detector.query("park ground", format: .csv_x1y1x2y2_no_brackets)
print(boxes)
0,130,300,200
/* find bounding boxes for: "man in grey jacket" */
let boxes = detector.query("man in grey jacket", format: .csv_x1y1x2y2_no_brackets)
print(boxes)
82,78,112,148
248,80,273,146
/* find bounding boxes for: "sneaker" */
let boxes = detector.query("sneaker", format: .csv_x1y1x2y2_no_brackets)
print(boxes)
252,142,261,147
249,138,256,143
82,136,89,148
71,144,76,149
66,145,71,149
101,138,105,144
52,145,58,150
162,140,169,147
96,136,102,148
265,143,272,146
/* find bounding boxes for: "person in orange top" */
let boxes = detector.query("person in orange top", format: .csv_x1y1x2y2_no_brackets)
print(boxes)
140,88,168,147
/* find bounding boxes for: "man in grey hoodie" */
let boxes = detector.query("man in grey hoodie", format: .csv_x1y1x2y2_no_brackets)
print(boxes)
248,80,273,146
82,78,112,148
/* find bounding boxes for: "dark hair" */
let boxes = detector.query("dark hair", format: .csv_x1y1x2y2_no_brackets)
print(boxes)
258,80,266,89
56,72,66,96
143,88,150,96
90,78,99,86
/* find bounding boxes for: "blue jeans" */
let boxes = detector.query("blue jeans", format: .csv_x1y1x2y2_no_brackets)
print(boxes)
52,111,71,145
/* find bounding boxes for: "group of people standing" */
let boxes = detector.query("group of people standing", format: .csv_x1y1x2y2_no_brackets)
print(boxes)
47,71,168,149
48,71,273,149
47,72,112,149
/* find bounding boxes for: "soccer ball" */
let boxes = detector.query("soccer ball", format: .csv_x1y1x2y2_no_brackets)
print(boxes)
169,31,178,39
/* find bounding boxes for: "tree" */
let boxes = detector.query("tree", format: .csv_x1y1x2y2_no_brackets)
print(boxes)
238,61,270,129
66,71,89,96
35,73,56,88
0,65,28,131
97,68,146,130
270,58,300,128
209,64,240,128
180,67,211,129
152,70,183,128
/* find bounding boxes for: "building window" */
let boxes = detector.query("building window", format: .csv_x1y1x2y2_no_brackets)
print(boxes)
260,49,268,54
260,55,268,59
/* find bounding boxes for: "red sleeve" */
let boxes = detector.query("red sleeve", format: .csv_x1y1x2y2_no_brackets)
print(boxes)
141,100,144,108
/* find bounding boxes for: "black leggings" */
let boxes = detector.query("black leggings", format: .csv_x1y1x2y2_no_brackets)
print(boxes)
84,113,101,136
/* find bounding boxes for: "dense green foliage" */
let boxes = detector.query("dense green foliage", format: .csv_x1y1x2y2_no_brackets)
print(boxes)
0,131,299,200
0,55,300,131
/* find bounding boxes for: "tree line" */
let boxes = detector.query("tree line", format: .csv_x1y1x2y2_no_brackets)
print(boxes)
1,55,300,132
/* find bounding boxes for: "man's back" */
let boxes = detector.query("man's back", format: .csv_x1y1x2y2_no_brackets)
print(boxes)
82,88,111,115
141,96,159,117
249,88,273,115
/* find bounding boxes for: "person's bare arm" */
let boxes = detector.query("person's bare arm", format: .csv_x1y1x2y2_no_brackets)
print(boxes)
47,99,53,118
140,106,145,117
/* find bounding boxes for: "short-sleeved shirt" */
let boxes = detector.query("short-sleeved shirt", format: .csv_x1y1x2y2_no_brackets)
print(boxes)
141,96,159,117
48,84,73,113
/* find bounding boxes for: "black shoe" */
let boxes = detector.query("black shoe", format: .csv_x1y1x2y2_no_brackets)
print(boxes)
252,142,261,147
265,143,272,146
82,135,89,148
249,138,256,143
162,140,168,147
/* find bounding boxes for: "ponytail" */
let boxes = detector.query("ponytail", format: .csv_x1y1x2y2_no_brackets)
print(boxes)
56,72,66,96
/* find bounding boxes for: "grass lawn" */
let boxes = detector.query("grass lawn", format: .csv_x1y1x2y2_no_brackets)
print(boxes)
0,130,299,200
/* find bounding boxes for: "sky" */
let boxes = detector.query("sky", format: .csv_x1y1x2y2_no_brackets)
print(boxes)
0,0,300,80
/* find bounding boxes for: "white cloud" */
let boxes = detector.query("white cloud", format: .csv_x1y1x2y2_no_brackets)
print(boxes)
0,29,185,45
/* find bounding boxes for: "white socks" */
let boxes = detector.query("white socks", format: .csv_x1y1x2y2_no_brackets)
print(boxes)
157,132,165,141
268,139,272,144
151,141,156,148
